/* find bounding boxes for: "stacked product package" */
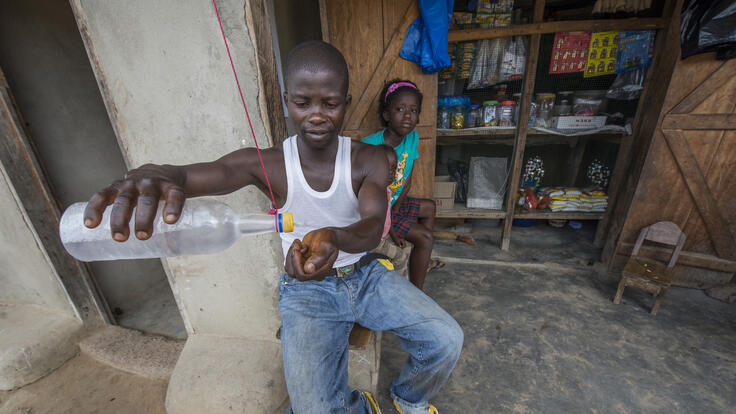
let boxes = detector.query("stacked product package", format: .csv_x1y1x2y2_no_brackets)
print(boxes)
541,187,608,212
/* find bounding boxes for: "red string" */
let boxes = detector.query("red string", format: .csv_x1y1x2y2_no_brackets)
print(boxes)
211,0,278,216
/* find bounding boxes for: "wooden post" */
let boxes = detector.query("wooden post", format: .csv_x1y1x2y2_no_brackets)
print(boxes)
594,133,632,246
500,0,544,251
245,0,288,145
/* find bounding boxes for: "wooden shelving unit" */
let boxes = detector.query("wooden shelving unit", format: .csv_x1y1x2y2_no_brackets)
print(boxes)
433,0,675,250
435,203,506,219
514,211,605,220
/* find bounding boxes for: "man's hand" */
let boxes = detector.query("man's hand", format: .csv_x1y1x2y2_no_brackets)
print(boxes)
83,164,186,242
285,228,339,281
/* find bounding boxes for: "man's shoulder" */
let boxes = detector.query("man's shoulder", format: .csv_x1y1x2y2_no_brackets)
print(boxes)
349,138,381,157
361,130,384,145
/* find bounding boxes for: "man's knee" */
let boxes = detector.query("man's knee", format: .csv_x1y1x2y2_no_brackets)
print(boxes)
430,317,463,361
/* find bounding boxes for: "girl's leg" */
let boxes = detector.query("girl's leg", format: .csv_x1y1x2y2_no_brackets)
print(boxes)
404,223,433,289
404,199,436,290
416,198,436,231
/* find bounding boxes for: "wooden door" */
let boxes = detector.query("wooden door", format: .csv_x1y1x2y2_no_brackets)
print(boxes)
609,54,736,287
321,0,437,198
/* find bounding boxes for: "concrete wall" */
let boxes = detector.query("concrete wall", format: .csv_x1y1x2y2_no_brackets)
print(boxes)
69,0,285,339
0,0,174,325
0,163,74,316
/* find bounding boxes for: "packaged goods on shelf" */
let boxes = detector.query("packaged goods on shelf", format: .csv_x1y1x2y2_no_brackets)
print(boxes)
539,187,608,212
457,42,477,79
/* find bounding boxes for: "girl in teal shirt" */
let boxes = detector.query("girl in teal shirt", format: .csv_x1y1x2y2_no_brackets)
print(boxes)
362,79,443,290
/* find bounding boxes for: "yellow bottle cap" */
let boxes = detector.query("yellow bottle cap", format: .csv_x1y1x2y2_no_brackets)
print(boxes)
278,212,294,233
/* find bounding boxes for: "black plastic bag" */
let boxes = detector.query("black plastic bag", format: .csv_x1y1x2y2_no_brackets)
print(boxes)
681,0,736,60
447,159,469,203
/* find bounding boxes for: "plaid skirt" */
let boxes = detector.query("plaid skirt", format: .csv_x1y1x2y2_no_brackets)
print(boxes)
391,196,420,239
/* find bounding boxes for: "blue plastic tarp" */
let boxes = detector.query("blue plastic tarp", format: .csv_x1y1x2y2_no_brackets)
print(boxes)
400,0,455,74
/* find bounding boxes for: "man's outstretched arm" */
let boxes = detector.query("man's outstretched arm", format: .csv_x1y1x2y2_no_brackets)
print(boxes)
83,148,264,242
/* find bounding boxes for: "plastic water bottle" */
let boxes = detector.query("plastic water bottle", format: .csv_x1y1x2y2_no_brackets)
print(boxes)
59,198,293,262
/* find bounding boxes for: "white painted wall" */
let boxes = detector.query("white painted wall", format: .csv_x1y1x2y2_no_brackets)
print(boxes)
0,163,75,317
69,0,284,340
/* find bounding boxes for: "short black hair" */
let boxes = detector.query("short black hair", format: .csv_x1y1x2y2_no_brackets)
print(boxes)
378,78,423,126
284,41,349,95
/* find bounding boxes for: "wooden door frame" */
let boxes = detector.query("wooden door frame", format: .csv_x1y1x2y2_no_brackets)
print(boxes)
246,0,288,145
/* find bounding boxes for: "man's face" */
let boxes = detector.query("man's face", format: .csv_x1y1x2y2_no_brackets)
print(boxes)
284,69,351,149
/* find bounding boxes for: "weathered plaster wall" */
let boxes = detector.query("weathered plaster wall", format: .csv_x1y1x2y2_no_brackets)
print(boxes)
0,163,74,316
0,0,174,325
69,0,285,339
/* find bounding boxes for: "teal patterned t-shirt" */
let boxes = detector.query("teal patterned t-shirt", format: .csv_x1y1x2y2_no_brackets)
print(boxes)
362,129,419,206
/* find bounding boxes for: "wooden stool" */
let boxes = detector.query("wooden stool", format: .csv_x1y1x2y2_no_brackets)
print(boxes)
613,221,686,315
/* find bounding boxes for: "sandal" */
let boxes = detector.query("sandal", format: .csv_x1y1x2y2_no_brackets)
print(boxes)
427,259,445,272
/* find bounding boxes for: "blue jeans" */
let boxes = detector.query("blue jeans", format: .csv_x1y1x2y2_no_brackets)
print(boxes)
279,260,463,414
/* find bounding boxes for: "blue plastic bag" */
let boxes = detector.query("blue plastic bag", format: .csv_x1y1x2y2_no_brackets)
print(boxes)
400,0,455,73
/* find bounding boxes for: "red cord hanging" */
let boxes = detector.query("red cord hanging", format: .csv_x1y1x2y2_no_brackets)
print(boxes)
211,0,279,216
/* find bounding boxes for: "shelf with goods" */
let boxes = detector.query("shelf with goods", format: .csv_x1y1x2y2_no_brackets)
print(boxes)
437,127,626,146
513,210,605,220
435,204,506,219
432,0,671,250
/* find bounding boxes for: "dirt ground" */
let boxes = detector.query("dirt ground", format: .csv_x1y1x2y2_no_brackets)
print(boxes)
2,222,734,414
375,222,736,413
0,353,167,414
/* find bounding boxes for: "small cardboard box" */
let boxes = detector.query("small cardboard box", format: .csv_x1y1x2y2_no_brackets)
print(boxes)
553,116,606,129
435,197,455,210
434,176,457,199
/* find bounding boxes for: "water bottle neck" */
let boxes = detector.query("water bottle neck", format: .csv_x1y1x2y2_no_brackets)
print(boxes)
235,213,278,235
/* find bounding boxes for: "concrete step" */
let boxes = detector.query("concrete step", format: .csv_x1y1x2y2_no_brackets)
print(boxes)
0,304,83,390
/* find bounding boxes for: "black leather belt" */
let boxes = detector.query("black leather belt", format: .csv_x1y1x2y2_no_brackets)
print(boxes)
327,252,389,278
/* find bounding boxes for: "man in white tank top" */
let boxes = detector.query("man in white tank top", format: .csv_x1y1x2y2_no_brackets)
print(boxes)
83,41,462,414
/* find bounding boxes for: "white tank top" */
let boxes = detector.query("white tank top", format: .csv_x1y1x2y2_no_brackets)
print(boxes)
279,135,366,268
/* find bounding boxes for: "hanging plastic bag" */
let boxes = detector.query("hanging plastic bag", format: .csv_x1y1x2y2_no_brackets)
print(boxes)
400,0,455,73
681,0,736,60
500,36,527,81
468,38,505,89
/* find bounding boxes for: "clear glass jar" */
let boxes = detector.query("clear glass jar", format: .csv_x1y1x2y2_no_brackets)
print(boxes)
535,93,556,127
498,101,516,127
555,91,574,116
437,106,450,129
465,104,480,128
481,100,498,126
450,105,465,129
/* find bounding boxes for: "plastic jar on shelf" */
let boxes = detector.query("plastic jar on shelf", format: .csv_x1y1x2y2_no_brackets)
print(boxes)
535,93,556,127
554,91,574,116
437,106,450,129
481,100,498,126
498,101,516,127
450,105,465,129
465,104,480,128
